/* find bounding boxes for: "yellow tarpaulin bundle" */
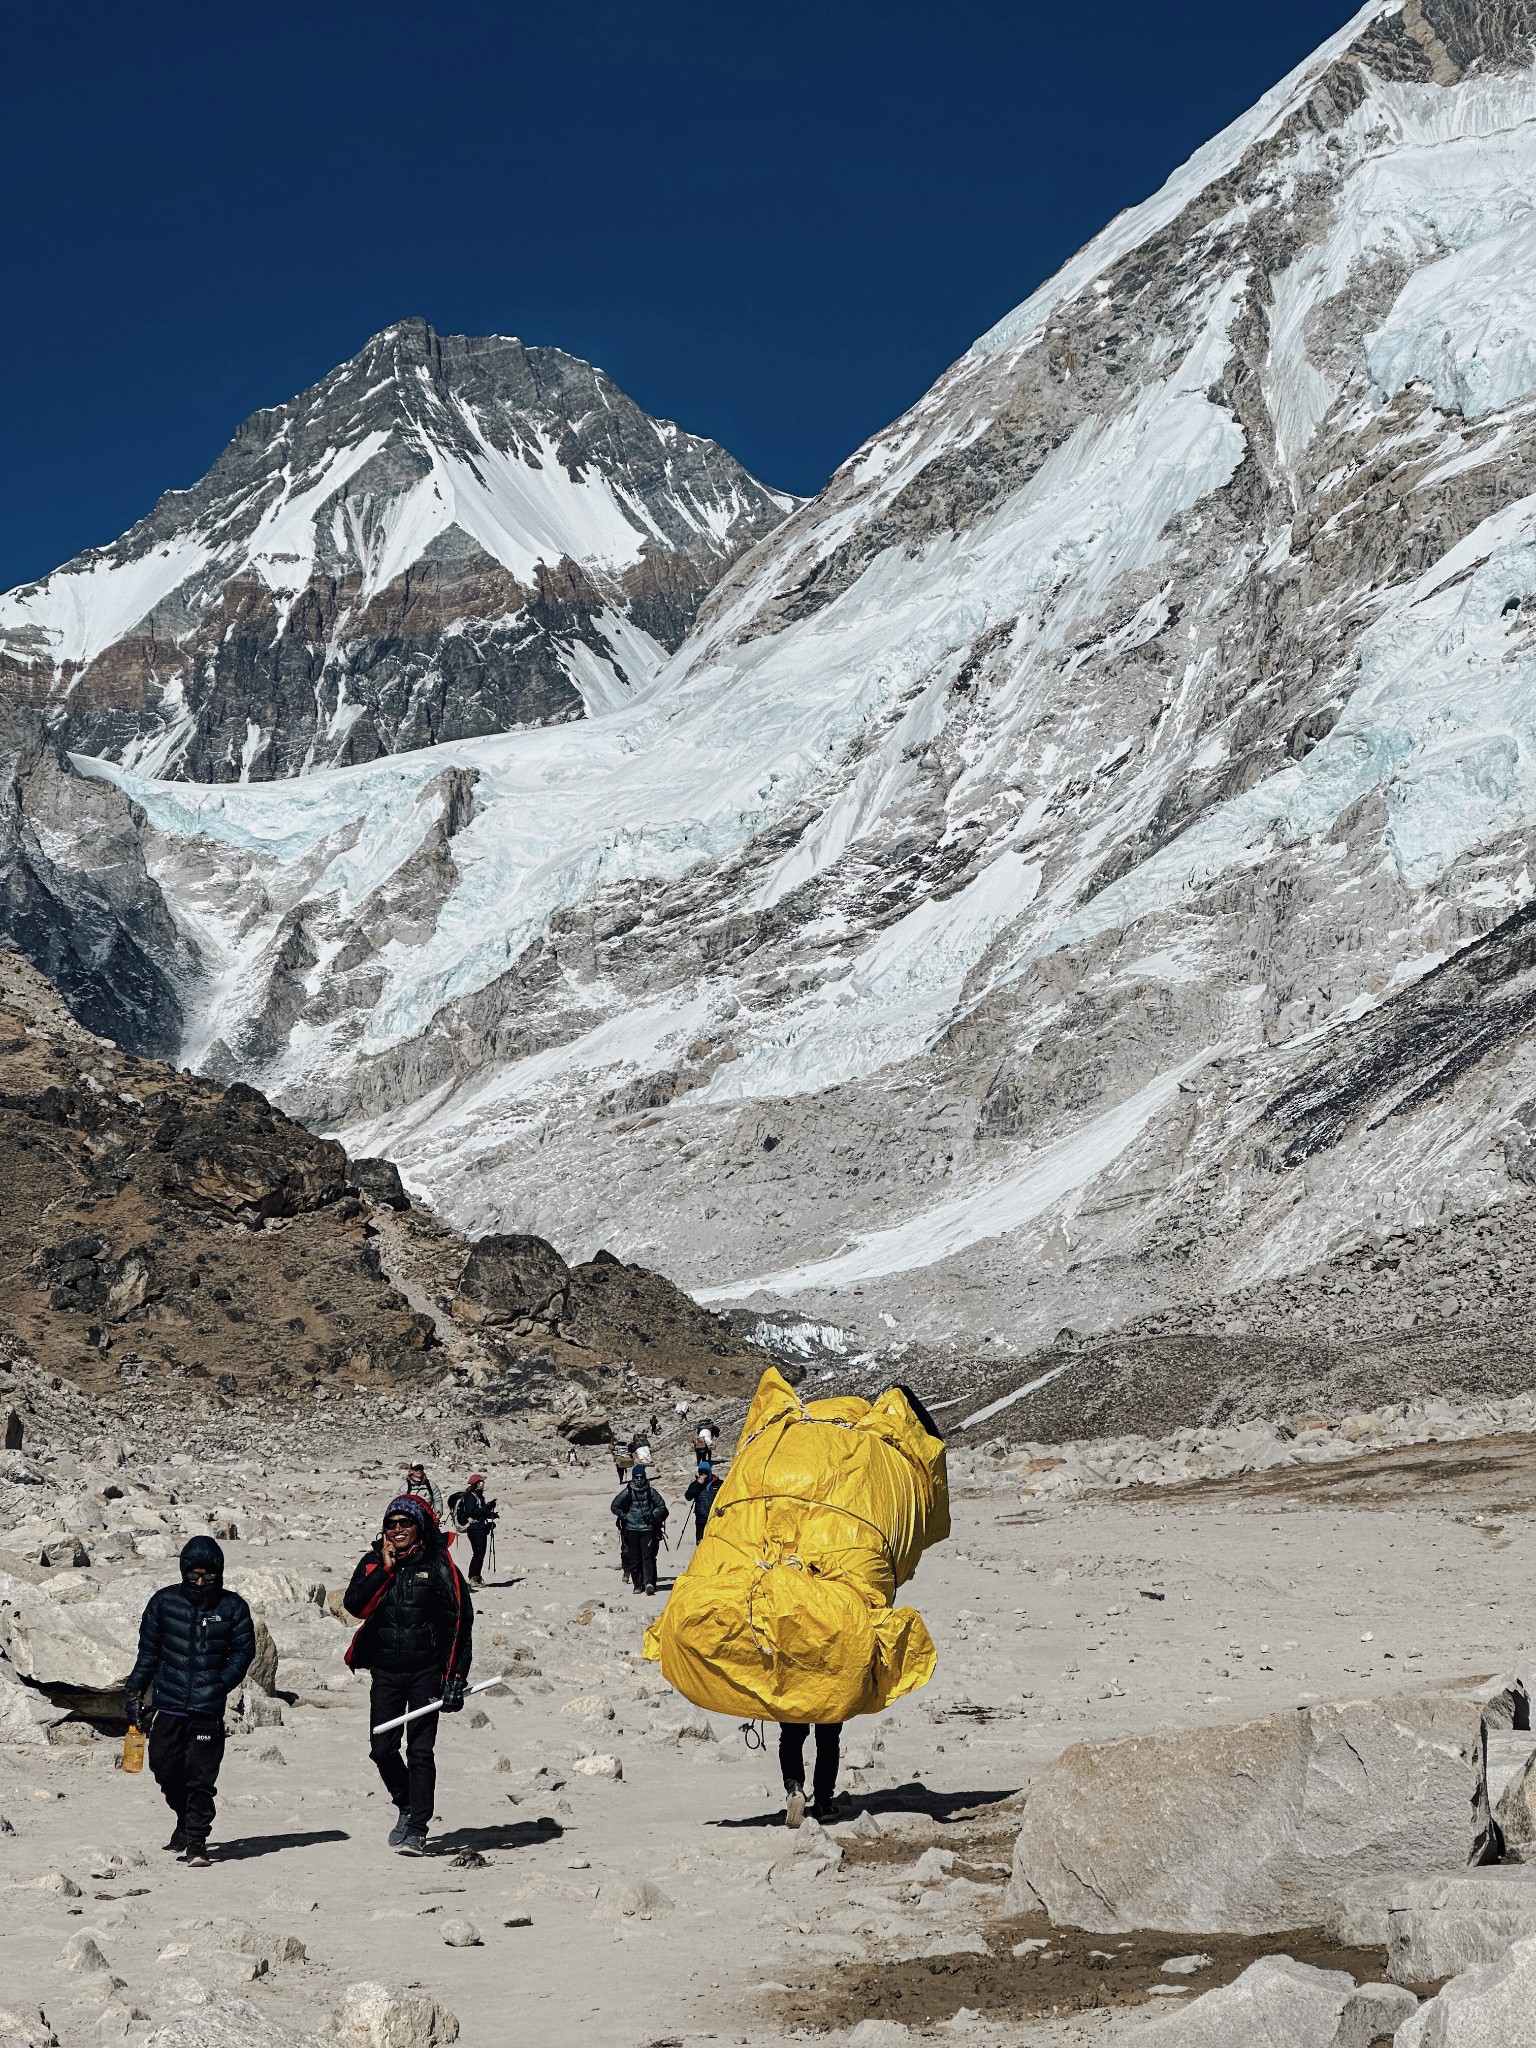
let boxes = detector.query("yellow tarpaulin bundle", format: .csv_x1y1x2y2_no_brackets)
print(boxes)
643,1365,949,1723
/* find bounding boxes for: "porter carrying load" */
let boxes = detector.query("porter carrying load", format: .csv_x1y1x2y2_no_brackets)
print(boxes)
644,1366,948,1722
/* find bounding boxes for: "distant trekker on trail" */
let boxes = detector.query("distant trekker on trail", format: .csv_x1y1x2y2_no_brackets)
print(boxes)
343,1495,473,1856
684,1458,722,1543
780,1722,842,1828
447,1472,497,1587
124,1536,256,1867
611,1454,668,1596
402,1462,441,1516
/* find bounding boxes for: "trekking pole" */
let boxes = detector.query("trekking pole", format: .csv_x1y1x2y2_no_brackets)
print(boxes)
370,1672,510,1736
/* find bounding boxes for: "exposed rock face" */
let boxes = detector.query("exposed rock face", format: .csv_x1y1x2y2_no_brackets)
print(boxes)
0,698,186,1056
83,3,1536,1355
0,319,795,781
1008,1688,1510,1935
0,956,434,1400
1382,1869,1536,1984
1136,1958,1416,2048
453,1233,570,1328
1397,1931,1536,2046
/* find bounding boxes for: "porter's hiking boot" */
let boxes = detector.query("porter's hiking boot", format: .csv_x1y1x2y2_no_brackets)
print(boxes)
644,1582,657,1595
183,1839,211,1867
164,1826,187,1853
784,1785,806,1829
810,1800,839,1824
388,1808,412,1848
396,1830,428,1857
469,1576,483,1588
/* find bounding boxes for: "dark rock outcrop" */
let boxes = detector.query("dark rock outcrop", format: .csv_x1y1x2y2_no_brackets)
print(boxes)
0,696,187,1055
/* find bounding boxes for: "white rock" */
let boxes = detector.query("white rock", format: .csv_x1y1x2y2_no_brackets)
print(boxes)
143,2001,323,2048
439,1920,481,1948
1137,1956,1401,2046
0,2007,57,2048
571,1753,622,1779
1161,1954,1213,1974
1383,1869,1536,1984
1011,1689,1507,1933
848,2025,912,2046
560,1693,615,1721
1395,1931,1536,2045
591,1879,674,1919
61,1933,111,1973
332,1985,459,2048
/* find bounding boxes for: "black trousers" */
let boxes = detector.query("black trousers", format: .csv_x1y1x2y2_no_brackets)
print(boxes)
620,1528,660,1589
467,1527,490,1580
779,1722,842,1805
369,1666,441,1831
149,1710,226,1840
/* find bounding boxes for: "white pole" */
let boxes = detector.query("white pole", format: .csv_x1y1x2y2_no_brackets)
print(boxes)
370,1672,509,1736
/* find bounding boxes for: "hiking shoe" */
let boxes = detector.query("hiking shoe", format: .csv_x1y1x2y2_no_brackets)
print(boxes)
643,1583,657,1595
810,1799,839,1824
468,1576,483,1588
183,1840,211,1867
164,1827,187,1853
388,1808,412,1848
784,1786,805,1830
396,1830,428,1857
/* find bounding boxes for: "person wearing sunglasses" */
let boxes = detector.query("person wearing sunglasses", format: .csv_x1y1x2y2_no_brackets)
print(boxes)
342,1495,474,1855
123,1537,256,1866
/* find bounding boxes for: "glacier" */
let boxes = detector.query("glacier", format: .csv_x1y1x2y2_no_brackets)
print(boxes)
56,1,1536,1346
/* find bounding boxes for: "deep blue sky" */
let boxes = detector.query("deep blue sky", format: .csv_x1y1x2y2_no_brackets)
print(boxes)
3,1,1361,591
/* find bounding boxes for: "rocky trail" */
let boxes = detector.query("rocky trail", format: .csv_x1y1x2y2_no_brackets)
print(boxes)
1,1337,1534,2048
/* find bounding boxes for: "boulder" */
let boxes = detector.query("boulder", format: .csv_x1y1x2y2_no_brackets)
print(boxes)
154,1083,349,1222
1396,1932,1536,2045
332,1984,458,2048
453,1235,569,1327
1136,1957,1415,2046
1493,1744,1536,1860
143,2001,324,2048
0,2008,56,2048
350,1158,410,1210
0,1661,70,1744
225,1570,325,1615
1382,1870,1536,1985
1010,1689,1509,1934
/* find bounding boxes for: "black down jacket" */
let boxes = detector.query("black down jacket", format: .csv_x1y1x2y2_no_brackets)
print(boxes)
125,1585,256,1716
343,1537,473,1679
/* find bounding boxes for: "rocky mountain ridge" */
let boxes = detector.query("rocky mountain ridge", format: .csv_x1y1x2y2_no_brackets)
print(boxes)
0,953,756,1425
0,318,794,780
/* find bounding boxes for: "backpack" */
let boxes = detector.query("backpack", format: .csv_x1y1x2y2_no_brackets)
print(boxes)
447,1489,470,1529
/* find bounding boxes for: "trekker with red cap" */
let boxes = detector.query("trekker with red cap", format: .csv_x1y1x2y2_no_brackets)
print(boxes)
343,1495,473,1855
447,1472,497,1587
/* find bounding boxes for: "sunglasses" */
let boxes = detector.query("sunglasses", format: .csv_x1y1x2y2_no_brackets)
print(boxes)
383,1518,416,1532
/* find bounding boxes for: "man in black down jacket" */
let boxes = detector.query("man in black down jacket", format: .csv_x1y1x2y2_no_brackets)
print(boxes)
124,1536,256,1865
344,1494,473,1856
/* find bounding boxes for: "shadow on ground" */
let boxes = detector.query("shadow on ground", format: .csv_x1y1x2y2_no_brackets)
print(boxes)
213,1829,350,1861
430,1818,563,1855
710,1783,1021,1830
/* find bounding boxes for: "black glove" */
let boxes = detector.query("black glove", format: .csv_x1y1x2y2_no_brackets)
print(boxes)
125,1693,144,1730
441,1675,466,1714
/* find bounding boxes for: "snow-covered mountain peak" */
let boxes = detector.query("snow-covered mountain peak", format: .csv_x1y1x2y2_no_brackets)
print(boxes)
53,0,1536,1351
0,317,795,780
